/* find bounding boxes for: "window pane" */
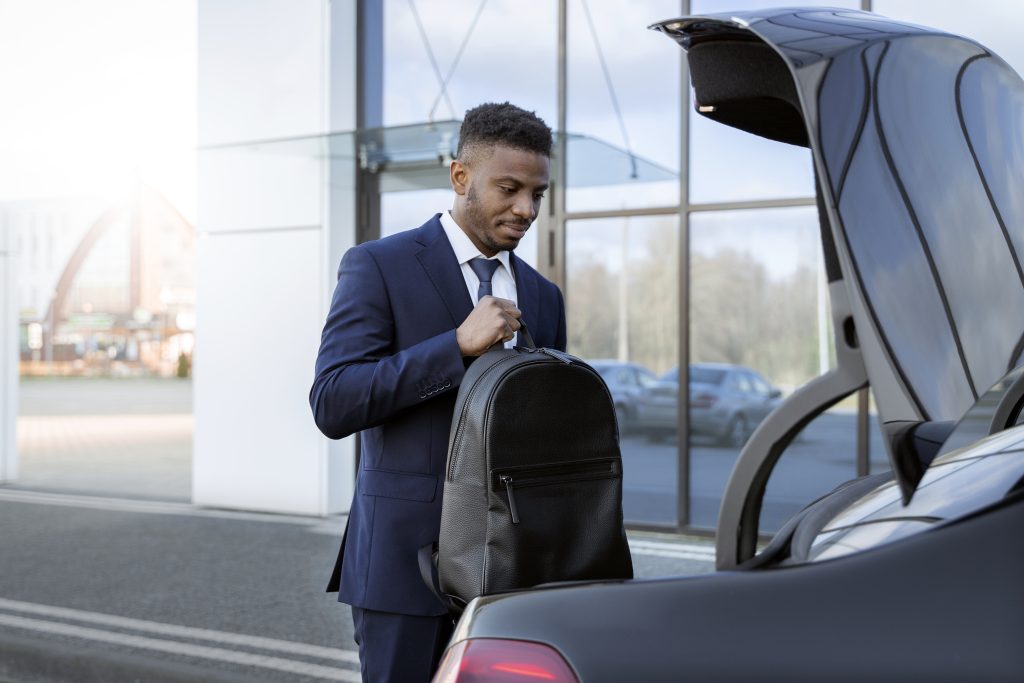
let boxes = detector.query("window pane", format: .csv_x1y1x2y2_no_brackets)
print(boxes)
688,206,858,531
567,0,681,211
380,190,540,268
689,115,815,204
383,0,557,127
566,215,679,525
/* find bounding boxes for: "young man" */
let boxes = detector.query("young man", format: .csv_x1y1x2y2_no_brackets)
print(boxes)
310,102,567,682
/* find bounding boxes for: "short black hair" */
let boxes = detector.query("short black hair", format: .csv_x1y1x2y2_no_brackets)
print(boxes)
456,102,553,162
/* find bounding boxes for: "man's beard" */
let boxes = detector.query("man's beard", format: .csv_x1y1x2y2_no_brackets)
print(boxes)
466,185,514,253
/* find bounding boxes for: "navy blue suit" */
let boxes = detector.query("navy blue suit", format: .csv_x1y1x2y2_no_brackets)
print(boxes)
310,215,567,619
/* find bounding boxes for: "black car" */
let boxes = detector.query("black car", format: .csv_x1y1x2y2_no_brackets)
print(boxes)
432,8,1024,682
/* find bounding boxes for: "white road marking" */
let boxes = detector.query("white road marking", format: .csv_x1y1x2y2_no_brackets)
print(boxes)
0,613,360,681
0,597,358,664
630,548,718,561
628,539,716,560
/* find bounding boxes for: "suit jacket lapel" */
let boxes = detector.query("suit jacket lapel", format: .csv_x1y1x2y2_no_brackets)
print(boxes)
415,216,474,327
511,252,539,343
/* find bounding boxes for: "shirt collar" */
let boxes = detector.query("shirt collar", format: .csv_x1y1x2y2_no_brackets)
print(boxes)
440,210,512,274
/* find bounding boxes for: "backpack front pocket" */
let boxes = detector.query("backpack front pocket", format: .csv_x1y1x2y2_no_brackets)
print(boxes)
484,458,630,593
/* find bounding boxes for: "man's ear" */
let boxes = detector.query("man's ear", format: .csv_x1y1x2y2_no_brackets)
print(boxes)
450,159,469,196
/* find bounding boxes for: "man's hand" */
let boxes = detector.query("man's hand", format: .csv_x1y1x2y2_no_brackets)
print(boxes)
456,296,522,356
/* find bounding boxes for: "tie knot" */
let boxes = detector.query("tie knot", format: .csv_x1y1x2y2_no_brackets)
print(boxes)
469,257,500,283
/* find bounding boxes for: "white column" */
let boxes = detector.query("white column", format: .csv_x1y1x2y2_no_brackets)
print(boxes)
0,215,16,483
194,0,358,515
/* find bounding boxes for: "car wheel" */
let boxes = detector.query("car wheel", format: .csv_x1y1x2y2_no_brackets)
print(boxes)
723,415,749,449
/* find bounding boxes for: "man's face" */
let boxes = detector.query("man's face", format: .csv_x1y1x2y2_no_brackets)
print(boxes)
450,144,550,257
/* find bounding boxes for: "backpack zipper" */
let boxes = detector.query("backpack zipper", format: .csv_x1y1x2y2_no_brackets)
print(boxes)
499,475,520,524
493,460,620,525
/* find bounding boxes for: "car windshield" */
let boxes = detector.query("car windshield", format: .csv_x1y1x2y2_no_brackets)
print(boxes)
690,367,726,385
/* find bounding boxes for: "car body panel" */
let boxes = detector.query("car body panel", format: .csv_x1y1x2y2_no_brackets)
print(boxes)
447,499,1024,682
653,8,1024,493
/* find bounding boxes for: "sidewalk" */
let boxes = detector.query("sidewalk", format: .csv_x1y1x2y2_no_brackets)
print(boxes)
3,379,714,681
0,487,714,682
14,379,193,501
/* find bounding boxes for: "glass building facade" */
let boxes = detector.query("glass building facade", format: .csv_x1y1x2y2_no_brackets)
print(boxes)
199,0,1024,533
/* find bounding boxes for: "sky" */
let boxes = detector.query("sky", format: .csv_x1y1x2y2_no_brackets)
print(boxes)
0,0,197,220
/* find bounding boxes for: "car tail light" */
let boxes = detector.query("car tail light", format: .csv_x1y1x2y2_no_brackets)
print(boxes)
691,392,716,408
433,639,579,683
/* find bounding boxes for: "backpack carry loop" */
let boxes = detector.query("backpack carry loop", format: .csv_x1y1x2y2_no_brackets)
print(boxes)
515,320,536,350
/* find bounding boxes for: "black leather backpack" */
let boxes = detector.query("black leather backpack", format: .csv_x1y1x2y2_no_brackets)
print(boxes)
427,326,633,611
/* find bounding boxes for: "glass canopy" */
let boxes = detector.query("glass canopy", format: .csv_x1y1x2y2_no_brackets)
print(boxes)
199,120,676,188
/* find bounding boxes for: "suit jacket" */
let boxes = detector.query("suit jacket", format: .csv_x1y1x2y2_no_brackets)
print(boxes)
310,214,567,616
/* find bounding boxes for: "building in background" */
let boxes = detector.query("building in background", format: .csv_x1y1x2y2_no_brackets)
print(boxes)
4,185,195,378
4,0,1024,531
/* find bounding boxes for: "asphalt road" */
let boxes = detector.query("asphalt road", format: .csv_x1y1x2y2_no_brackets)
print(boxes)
0,491,713,682
6,378,720,681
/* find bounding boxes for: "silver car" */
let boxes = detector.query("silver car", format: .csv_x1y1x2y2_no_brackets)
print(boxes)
588,360,657,434
634,363,781,446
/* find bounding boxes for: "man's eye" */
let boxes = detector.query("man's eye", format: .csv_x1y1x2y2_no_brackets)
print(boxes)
499,186,515,193
534,193,545,201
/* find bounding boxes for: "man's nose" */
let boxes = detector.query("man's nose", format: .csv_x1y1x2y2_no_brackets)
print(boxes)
511,193,535,220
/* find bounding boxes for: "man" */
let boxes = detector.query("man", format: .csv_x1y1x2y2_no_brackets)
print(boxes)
310,102,567,682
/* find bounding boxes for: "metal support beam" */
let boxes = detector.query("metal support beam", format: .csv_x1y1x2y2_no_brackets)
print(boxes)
356,0,383,244
677,0,691,531
565,206,680,221
691,197,816,212
548,0,568,291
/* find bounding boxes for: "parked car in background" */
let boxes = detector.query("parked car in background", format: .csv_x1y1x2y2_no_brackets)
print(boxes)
588,360,657,434
432,8,1024,682
633,363,781,446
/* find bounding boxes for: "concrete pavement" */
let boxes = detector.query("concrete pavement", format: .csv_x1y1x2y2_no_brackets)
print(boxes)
4,379,715,680
14,379,193,501
0,487,714,682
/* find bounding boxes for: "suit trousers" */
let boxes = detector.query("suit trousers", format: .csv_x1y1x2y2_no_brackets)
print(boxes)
351,606,454,683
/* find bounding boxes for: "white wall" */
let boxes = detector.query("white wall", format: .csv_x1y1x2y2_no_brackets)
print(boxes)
195,0,357,515
0,216,17,483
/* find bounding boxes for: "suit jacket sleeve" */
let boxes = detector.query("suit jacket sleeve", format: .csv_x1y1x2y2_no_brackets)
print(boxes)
309,245,466,440
555,286,567,352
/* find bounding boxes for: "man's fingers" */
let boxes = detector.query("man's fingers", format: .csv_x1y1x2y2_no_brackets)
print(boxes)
507,317,522,331
488,297,521,316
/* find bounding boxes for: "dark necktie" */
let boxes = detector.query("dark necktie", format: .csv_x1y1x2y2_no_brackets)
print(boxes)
468,257,501,301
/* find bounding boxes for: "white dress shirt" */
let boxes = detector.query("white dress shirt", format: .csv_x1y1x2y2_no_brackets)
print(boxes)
440,210,518,347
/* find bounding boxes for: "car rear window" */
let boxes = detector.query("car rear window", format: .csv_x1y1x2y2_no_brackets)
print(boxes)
690,367,725,385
